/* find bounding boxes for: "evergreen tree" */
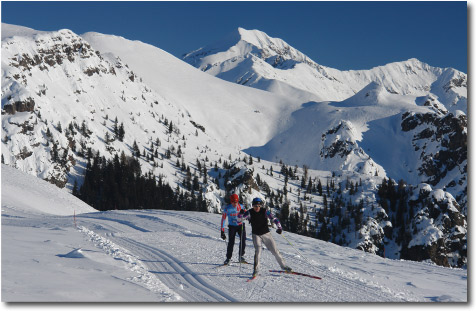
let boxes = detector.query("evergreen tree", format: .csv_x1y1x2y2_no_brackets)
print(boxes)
118,123,125,142
193,175,200,191
132,140,140,157
279,202,290,230
196,159,202,173
105,132,111,145
289,211,299,233
307,177,313,194
46,127,53,141
81,120,89,138
113,117,119,137
317,220,330,241
72,180,79,196
50,141,59,162
203,163,208,184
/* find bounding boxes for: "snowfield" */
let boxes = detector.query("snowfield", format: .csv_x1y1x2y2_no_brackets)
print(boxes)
1,165,467,302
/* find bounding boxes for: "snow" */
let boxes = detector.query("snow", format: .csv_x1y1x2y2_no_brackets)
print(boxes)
432,189,447,202
80,31,300,150
57,248,86,258
1,164,95,216
1,165,467,302
1,24,46,40
408,216,443,249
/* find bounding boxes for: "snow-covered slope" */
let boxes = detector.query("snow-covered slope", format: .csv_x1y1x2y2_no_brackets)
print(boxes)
1,165,467,302
2,23,289,193
1,164,95,215
2,25,195,190
246,82,428,172
81,31,301,149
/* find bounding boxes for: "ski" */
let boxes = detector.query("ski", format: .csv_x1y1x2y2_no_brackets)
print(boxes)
216,261,251,268
215,263,231,269
269,270,321,280
233,260,251,265
247,275,258,282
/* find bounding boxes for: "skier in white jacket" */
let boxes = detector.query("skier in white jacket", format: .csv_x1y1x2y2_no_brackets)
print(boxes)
239,197,292,277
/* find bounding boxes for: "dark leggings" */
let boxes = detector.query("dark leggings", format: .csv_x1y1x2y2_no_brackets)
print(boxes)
226,225,246,259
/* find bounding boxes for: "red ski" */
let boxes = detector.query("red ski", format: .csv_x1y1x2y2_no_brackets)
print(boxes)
269,270,321,280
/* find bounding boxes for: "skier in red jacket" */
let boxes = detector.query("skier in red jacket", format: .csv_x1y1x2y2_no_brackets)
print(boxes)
220,193,247,265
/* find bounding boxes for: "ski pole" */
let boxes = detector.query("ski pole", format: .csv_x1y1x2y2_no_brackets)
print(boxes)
239,223,243,277
280,232,313,267
224,232,228,254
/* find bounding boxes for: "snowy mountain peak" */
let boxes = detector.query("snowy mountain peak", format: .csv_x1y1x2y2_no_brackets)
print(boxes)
235,27,312,63
183,27,315,73
184,28,467,112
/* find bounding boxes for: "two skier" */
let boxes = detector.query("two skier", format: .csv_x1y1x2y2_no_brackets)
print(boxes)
221,194,292,277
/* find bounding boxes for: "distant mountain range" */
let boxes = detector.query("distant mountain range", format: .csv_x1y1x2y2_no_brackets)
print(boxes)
183,27,466,112
1,24,467,268
183,27,467,208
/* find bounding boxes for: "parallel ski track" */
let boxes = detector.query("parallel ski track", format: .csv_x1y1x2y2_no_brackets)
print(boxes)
138,210,223,232
117,237,238,302
82,215,237,302
82,211,413,302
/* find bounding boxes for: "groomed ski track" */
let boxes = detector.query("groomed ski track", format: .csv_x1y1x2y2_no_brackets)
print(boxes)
75,209,424,302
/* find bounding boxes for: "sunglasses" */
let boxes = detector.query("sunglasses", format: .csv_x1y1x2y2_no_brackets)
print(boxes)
253,203,262,206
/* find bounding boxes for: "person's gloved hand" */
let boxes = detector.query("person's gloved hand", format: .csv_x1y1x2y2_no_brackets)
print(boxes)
221,232,226,240
276,228,282,234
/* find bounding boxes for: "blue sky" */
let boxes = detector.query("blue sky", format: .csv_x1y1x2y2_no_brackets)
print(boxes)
1,1,467,72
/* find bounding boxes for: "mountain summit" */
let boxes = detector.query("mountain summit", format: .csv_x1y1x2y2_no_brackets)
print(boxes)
184,27,315,71
183,28,467,114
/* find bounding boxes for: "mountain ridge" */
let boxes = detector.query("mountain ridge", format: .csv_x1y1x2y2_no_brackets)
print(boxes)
183,27,467,113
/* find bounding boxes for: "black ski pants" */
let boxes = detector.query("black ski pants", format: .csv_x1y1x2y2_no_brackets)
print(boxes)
226,224,246,260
